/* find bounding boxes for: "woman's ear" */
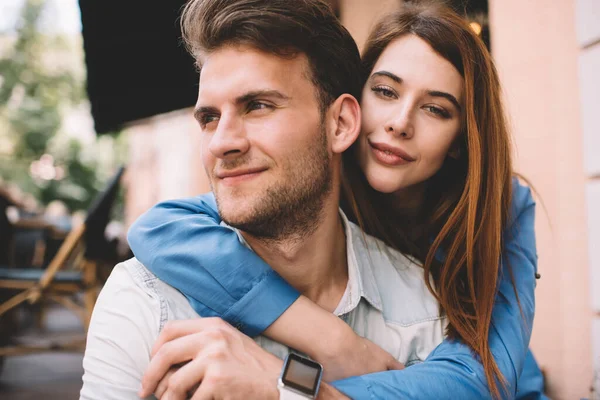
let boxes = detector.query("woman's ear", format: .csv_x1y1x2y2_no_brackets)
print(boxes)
327,94,361,154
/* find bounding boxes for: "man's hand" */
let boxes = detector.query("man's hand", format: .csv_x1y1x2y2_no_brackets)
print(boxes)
138,318,282,400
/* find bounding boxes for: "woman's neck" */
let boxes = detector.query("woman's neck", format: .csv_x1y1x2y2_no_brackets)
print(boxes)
390,181,428,217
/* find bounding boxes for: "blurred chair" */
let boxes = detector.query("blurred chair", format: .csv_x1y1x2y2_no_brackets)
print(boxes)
0,166,125,373
1,189,69,269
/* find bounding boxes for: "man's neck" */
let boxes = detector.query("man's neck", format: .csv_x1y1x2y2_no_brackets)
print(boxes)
240,197,348,313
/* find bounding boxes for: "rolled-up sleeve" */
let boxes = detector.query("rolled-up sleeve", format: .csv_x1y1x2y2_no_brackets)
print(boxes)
127,193,300,337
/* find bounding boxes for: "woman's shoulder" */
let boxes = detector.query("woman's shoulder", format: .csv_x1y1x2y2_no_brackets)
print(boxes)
508,176,536,228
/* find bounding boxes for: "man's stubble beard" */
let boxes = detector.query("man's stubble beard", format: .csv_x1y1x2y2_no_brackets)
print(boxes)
215,123,333,243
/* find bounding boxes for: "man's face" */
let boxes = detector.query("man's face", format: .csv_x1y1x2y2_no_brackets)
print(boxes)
195,45,332,239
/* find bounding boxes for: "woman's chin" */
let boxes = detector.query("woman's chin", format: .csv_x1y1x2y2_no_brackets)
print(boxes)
365,174,404,194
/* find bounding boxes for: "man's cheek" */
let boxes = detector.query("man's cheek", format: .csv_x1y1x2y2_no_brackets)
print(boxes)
201,146,216,178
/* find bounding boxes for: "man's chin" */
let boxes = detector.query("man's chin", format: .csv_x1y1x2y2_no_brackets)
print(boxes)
216,197,259,227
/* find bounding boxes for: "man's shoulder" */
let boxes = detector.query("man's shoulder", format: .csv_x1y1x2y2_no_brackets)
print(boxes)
108,257,163,297
105,258,200,325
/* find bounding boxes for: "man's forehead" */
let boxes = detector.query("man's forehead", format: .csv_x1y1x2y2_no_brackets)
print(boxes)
197,45,312,101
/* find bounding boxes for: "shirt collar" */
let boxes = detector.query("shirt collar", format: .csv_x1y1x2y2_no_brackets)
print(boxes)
334,210,384,315
225,210,384,314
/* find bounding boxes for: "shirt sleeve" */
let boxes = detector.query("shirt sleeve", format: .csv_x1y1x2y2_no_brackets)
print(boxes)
80,264,160,400
331,180,541,399
126,193,300,337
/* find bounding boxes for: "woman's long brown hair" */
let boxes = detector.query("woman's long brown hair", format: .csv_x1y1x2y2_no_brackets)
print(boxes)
341,3,515,398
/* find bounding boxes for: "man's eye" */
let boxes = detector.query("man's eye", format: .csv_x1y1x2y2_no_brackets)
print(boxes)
200,114,219,127
247,101,272,112
372,86,397,99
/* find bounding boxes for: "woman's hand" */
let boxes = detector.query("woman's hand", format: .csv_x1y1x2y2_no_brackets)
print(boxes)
264,296,404,382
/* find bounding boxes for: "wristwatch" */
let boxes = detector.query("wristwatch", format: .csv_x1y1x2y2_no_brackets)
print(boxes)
277,353,323,399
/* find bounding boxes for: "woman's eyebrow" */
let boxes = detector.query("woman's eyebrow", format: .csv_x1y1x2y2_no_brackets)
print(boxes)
370,70,402,83
428,90,461,111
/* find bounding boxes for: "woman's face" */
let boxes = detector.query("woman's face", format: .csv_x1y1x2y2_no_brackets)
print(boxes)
358,34,464,195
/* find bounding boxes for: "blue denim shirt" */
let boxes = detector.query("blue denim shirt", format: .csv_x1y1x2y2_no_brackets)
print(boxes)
128,179,546,399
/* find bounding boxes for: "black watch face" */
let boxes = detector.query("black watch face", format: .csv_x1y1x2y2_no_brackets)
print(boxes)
281,353,323,396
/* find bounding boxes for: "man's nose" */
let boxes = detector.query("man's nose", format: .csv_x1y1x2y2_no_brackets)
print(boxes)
208,114,250,159
384,104,415,139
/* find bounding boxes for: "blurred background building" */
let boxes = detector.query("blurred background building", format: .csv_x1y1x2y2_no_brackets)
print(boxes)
0,0,598,399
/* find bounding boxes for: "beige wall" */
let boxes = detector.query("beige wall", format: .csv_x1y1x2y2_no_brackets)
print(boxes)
578,0,600,396
339,0,400,51
490,0,593,398
124,108,209,225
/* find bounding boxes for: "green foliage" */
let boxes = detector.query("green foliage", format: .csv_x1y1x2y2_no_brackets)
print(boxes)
0,0,125,213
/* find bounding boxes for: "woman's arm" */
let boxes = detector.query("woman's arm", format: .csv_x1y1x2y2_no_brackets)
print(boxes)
128,180,541,398
128,194,402,379
128,193,300,337
331,180,541,399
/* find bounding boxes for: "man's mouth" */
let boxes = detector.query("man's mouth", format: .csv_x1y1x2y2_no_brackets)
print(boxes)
215,167,268,185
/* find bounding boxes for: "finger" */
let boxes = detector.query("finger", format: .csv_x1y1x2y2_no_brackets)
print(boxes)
154,368,177,399
387,357,405,371
152,318,231,357
157,357,209,400
141,332,213,397
189,382,214,400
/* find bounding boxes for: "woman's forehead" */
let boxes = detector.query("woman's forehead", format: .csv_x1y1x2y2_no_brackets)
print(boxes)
371,35,464,102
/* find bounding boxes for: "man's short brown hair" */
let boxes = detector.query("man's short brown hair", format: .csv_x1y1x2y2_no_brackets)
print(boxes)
181,0,363,110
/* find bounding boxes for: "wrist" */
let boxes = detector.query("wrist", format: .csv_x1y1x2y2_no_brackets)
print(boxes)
270,384,281,400
265,295,350,363
278,353,323,399
316,383,349,400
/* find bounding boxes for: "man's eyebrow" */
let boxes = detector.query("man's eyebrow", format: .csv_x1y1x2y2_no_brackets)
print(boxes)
235,90,290,105
427,90,462,111
370,70,402,83
193,90,291,121
193,106,218,122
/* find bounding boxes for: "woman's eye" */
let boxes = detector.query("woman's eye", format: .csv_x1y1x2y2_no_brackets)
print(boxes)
372,86,397,99
424,105,450,119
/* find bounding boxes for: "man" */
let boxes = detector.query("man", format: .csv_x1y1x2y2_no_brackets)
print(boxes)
81,1,541,399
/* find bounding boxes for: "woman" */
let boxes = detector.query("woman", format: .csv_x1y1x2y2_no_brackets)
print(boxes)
128,3,543,399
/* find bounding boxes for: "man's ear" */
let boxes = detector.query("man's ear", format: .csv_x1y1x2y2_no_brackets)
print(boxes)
326,94,361,154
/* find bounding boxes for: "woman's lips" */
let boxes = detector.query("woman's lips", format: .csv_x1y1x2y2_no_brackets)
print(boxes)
369,141,415,166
